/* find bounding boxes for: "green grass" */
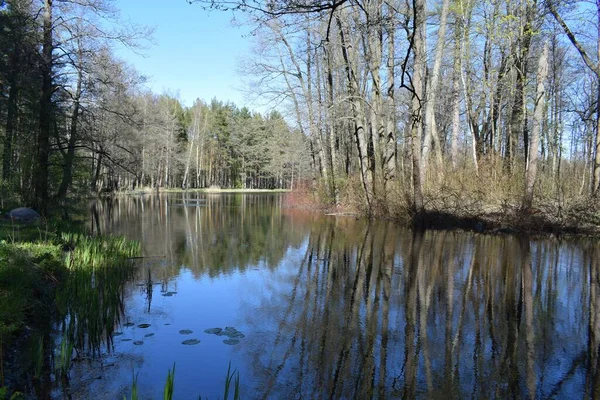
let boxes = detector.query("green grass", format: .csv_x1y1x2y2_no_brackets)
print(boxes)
0,215,140,394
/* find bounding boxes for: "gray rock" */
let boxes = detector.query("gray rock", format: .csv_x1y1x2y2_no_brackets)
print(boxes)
4,207,40,223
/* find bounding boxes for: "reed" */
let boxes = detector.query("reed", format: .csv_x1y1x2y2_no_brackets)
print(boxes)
222,362,240,400
55,335,73,378
163,363,175,400
56,234,140,356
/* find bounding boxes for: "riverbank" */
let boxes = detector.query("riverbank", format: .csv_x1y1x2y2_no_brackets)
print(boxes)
283,187,600,238
0,217,140,398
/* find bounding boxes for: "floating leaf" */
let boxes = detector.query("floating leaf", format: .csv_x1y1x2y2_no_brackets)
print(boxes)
113,332,123,336
137,324,151,329
133,341,144,345
121,338,132,342
179,329,193,335
204,328,222,335
124,322,135,327
223,339,239,345
182,339,200,345
144,333,155,338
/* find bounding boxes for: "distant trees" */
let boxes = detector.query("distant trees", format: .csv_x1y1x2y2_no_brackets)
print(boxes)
0,1,307,213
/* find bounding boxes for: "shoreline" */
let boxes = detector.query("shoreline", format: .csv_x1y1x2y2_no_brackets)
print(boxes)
102,188,291,196
90,189,600,238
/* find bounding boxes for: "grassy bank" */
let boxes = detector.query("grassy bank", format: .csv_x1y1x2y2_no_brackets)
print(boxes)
0,217,140,398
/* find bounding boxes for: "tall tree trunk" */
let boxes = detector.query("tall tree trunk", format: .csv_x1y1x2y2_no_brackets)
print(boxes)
34,0,53,213
508,0,536,172
91,150,103,193
367,0,383,198
383,5,397,191
422,0,450,178
595,0,600,195
524,41,549,209
411,0,426,218
325,40,339,203
2,50,19,182
56,69,83,200
450,12,463,169
337,14,374,208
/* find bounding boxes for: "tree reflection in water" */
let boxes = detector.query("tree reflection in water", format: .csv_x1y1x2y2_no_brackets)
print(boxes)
92,194,596,399
239,219,595,399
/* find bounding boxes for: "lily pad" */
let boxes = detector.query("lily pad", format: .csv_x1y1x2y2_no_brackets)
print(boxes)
123,322,135,327
162,292,173,297
113,332,123,336
182,339,200,345
223,339,240,345
217,327,238,337
164,323,171,326
230,332,245,339
144,333,155,338
204,328,222,335
137,324,151,329
179,329,193,335
121,338,132,342
133,341,144,345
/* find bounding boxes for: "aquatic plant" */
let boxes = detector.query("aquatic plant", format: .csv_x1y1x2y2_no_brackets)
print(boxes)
122,363,241,400
55,234,140,356
31,335,44,380
123,372,138,400
163,363,175,400
55,335,73,378
222,362,240,400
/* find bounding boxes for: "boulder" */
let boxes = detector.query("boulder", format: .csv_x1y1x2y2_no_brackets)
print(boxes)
4,207,40,224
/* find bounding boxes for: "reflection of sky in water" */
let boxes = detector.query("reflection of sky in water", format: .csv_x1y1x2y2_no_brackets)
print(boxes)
73,194,598,399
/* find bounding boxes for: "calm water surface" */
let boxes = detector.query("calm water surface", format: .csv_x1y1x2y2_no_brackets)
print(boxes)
70,193,597,399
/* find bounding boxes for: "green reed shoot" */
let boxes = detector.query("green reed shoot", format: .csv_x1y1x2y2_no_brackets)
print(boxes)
55,335,73,378
32,335,44,380
123,372,139,400
222,362,240,400
163,363,175,400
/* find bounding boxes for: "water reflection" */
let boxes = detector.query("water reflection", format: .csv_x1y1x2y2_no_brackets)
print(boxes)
238,219,594,399
90,194,595,399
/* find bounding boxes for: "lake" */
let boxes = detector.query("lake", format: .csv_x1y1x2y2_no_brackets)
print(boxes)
65,193,597,399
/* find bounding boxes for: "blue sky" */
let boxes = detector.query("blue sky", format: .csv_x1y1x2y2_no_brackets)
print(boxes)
115,0,252,107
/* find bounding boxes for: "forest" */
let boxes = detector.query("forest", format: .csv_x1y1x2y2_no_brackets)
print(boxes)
1,0,599,226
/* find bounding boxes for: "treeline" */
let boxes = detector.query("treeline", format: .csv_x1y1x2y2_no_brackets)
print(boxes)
0,0,308,214
196,0,600,219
